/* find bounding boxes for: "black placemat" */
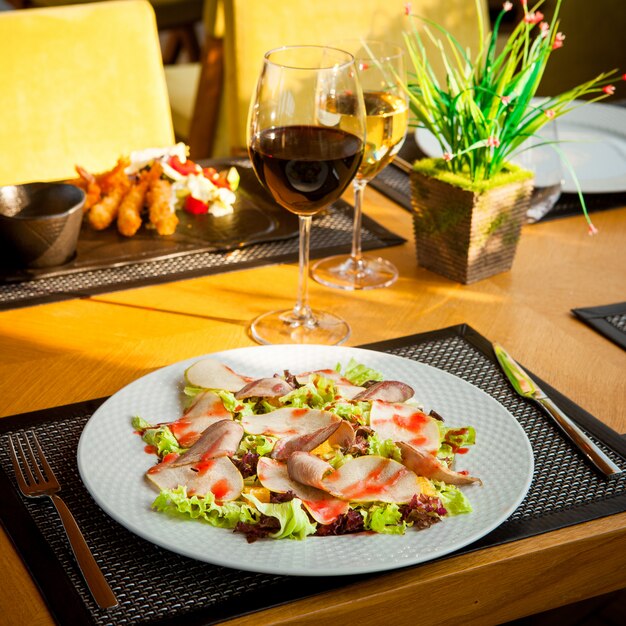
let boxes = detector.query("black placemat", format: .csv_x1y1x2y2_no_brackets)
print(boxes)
0,201,404,311
572,302,626,350
1,324,625,626
370,134,626,221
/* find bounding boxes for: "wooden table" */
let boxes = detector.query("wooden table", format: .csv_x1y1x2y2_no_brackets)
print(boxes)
1,187,625,625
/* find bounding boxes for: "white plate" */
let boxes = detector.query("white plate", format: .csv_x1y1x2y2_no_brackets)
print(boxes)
77,345,534,577
415,101,626,193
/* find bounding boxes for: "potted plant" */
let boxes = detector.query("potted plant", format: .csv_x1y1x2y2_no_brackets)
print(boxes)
403,0,621,283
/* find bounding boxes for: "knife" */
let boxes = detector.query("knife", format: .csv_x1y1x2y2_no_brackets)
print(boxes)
493,342,623,478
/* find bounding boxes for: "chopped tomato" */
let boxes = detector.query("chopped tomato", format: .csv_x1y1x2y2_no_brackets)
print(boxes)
184,195,208,215
203,167,231,189
169,155,199,176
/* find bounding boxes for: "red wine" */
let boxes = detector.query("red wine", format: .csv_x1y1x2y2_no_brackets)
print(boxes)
249,126,363,215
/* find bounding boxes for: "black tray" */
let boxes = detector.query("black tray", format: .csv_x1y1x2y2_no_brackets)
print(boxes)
572,301,626,350
0,159,299,283
0,324,625,626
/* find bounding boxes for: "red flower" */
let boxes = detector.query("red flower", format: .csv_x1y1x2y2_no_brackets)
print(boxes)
524,11,543,24
486,136,501,148
501,95,511,105
503,1,513,11
442,152,453,162
545,109,556,119
588,223,599,236
552,32,565,49
404,2,411,15
540,21,550,38
603,85,616,95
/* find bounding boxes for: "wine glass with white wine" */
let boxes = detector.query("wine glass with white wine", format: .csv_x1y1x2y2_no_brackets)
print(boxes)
247,45,366,345
311,40,408,290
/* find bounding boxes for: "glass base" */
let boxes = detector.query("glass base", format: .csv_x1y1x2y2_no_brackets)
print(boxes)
249,308,350,345
311,254,398,290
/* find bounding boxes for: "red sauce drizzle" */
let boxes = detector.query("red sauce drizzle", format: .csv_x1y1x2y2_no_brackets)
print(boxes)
291,408,308,418
392,410,428,432
211,478,231,500
194,459,215,475
144,445,157,455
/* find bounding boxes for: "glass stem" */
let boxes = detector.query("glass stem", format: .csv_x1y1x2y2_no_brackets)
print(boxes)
293,215,315,325
351,179,368,268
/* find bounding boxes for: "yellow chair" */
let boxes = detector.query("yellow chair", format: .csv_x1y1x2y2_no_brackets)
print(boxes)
165,0,489,159
0,0,175,185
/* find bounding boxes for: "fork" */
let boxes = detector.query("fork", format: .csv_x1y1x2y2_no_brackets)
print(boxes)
8,431,118,609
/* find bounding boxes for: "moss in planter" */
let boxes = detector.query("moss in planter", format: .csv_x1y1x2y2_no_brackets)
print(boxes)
411,158,533,193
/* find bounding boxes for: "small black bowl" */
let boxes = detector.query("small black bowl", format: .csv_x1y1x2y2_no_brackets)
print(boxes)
0,183,86,268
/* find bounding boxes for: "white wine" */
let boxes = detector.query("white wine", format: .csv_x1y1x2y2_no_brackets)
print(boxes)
359,91,408,181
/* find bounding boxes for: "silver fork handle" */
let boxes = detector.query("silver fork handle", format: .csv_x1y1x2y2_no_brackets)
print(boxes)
49,494,118,608
536,396,622,477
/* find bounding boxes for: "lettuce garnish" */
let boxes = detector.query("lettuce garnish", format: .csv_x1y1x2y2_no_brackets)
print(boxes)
367,432,402,462
363,503,406,534
279,375,336,409
433,481,473,515
237,434,276,457
243,493,317,540
152,486,257,528
132,416,185,458
337,358,384,386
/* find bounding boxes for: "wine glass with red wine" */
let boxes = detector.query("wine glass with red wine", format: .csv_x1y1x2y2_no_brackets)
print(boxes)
311,40,408,290
247,45,365,345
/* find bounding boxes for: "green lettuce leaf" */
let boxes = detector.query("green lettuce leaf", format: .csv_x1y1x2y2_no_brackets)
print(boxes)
338,359,384,386
331,400,372,426
237,434,277,457
362,503,406,534
279,376,336,409
243,493,317,540
132,416,185,458
367,432,402,462
152,486,257,528
433,481,473,515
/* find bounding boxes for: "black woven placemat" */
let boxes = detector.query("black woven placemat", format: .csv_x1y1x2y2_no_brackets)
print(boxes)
1,324,625,626
0,202,404,311
572,302,626,350
370,134,626,221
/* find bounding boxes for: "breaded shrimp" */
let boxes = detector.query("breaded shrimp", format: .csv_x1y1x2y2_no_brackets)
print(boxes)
88,179,130,230
73,165,101,211
117,170,152,237
146,164,178,235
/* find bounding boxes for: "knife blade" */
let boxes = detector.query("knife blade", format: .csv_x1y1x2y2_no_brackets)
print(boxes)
493,342,622,478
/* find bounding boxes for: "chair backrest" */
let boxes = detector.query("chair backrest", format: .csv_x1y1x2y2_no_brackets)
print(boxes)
206,0,489,157
0,0,175,185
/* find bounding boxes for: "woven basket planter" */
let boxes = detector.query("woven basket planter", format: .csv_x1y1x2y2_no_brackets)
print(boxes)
410,168,533,284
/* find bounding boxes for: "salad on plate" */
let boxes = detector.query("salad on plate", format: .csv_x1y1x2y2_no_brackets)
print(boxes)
133,358,481,542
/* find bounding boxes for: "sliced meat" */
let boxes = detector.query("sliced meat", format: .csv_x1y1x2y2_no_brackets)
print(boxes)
328,420,356,449
271,420,355,460
353,380,414,403
257,457,349,524
398,442,482,486
369,400,440,453
235,377,293,399
296,369,365,399
322,455,422,503
184,358,252,391
146,455,244,500
271,422,341,460
171,420,244,467
241,407,341,438
168,391,232,447
287,452,334,489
